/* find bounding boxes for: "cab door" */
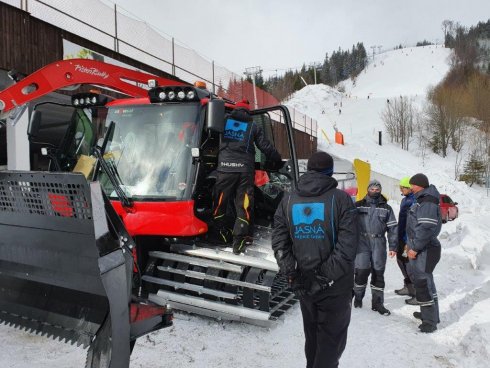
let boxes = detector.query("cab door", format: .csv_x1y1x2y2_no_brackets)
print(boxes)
250,106,299,225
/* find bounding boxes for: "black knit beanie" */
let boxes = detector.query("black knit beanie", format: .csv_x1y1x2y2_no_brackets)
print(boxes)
409,173,429,188
307,151,334,175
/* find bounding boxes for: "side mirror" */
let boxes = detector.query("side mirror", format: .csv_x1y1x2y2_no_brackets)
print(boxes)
206,99,225,133
27,110,42,139
454,202,458,205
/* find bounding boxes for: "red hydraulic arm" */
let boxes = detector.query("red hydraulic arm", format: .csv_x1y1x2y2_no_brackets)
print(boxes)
0,59,188,113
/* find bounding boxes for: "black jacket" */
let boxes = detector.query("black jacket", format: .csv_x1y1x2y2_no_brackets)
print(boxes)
406,185,442,252
217,108,280,173
272,171,359,295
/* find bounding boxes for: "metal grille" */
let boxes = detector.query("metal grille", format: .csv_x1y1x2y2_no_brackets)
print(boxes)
0,173,92,219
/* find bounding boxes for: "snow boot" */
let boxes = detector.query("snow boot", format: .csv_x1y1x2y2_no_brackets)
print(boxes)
372,304,391,316
418,322,437,333
395,283,415,296
371,289,390,315
415,311,440,323
233,237,247,255
354,298,363,308
395,285,410,296
210,228,232,246
405,296,418,305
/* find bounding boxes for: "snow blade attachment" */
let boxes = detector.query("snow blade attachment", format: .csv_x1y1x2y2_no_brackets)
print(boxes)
0,171,171,368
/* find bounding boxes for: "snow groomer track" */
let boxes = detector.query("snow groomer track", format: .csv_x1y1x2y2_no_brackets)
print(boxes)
142,226,298,327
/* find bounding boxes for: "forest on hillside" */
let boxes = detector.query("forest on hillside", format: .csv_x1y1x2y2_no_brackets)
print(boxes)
382,19,490,186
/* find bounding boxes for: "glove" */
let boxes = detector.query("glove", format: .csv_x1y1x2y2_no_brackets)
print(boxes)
288,272,307,298
316,263,335,289
264,158,284,171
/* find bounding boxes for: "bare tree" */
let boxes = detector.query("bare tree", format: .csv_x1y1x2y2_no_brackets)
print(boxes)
441,20,453,46
414,112,429,167
381,96,416,150
425,87,464,157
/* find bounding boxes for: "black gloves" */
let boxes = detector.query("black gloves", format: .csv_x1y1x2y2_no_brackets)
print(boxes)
288,269,334,298
264,154,284,171
289,273,307,298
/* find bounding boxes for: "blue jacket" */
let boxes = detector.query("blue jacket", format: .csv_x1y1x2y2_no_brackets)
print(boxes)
398,193,415,243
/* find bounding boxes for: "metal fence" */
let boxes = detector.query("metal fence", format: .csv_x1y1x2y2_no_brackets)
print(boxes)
3,0,316,137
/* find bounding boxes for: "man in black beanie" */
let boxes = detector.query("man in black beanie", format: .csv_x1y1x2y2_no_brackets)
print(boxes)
406,173,442,333
272,151,359,368
409,173,430,189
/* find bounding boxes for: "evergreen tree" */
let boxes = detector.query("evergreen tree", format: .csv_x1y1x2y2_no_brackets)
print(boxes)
460,152,486,186
262,42,368,99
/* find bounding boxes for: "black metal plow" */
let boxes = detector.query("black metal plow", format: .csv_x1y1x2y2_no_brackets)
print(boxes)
0,171,171,368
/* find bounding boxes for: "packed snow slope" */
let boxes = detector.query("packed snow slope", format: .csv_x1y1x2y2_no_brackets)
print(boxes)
1,45,490,368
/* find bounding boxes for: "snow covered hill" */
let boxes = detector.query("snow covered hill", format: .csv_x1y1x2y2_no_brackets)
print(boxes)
1,45,490,368
284,44,490,367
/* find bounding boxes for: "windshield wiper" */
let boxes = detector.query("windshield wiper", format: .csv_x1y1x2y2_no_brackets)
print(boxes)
93,145,133,208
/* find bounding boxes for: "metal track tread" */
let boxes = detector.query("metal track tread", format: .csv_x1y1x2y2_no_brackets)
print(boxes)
170,244,279,272
143,224,298,324
149,290,271,322
149,251,242,273
155,265,272,292
142,275,238,300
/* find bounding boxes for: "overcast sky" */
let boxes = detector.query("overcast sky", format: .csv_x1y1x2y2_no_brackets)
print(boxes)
112,0,490,76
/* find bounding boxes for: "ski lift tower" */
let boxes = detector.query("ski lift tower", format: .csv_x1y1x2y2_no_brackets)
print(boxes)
244,66,262,109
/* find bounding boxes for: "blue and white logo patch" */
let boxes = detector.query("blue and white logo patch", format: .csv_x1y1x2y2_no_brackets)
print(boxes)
292,202,325,239
224,119,247,141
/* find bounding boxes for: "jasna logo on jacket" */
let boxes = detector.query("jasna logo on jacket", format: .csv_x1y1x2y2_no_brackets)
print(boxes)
224,119,248,141
292,203,325,240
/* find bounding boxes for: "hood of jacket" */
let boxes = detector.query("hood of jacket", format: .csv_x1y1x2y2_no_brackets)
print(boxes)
415,184,440,203
297,171,338,197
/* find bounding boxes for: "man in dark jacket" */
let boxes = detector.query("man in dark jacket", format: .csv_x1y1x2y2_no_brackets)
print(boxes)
395,177,416,299
353,180,398,316
272,151,358,368
406,173,442,333
213,100,281,254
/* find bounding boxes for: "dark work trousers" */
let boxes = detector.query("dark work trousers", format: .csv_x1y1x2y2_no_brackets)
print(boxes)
299,291,352,368
396,240,412,285
213,171,254,239
408,246,441,326
353,238,387,307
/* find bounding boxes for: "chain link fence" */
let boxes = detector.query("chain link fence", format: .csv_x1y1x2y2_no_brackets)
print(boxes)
6,0,316,137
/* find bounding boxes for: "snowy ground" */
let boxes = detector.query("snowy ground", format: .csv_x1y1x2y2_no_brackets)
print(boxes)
2,45,490,367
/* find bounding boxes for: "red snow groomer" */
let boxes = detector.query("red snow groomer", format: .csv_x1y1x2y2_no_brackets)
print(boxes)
0,58,302,348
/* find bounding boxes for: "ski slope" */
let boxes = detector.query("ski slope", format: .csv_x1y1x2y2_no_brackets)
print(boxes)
1,45,490,368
